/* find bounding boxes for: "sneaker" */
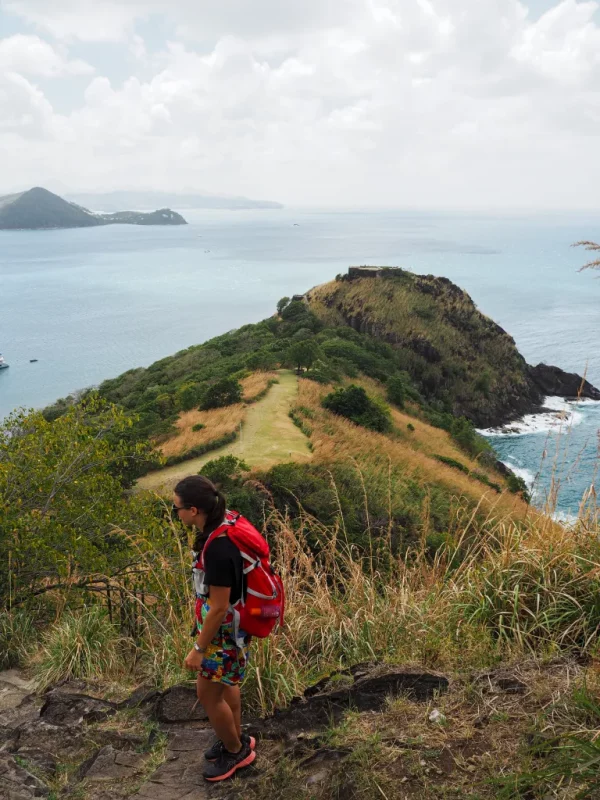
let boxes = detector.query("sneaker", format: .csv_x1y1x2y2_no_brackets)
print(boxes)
204,733,255,762
202,739,256,782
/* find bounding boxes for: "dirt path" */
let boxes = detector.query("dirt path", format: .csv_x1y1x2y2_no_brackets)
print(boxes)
137,370,311,494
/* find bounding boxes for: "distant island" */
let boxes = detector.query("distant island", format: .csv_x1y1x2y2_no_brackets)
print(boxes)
66,190,284,212
0,187,188,230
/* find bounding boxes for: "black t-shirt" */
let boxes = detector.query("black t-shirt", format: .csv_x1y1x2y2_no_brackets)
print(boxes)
204,535,244,605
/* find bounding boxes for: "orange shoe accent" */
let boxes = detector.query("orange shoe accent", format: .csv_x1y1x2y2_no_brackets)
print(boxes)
204,749,256,782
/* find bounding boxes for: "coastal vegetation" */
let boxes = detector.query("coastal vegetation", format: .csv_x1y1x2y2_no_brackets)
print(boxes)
2,269,598,798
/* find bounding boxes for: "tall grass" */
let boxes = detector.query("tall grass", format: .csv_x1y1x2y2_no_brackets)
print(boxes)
0,608,35,669
33,607,125,689
27,488,595,716
17,450,600,717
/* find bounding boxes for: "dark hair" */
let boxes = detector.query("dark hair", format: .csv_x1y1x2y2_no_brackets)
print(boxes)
174,474,227,552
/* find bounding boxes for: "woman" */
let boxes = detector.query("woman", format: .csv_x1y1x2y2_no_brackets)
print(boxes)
174,474,256,782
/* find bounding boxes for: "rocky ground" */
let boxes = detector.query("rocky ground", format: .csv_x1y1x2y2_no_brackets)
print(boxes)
1,658,594,799
0,664,449,800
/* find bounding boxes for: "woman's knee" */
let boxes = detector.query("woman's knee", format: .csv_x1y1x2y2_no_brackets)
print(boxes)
196,676,224,706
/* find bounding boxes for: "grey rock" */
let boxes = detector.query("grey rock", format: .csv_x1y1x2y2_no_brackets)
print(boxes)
0,694,42,730
0,752,48,799
119,685,161,711
253,664,449,737
83,745,146,781
14,748,57,778
40,690,117,726
306,768,330,786
154,686,207,724
12,719,85,754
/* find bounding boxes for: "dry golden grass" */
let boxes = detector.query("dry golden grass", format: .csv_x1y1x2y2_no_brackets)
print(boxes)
241,370,278,402
296,377,531,519
157,371,278,458
159,404,245,458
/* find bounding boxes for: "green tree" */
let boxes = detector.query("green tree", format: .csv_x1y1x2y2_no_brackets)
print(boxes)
287,339,323,374
201,455,249,491
201,377,242,410
322,385,392,433
0,395,158,606
277,296,291,314
245,350,278,371
155,393,174,417
175,382,202,412
386,375,407,408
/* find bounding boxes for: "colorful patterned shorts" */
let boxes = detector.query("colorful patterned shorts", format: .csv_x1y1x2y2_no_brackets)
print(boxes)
196,601,251,686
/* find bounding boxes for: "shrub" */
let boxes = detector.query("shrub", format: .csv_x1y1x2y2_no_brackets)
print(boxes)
407,423,415,432
322,385,392,433
471,471,502,493
507,473,531,503
201,455,250,490
289,409,313,437
163,432,238,466
386,374,407,408
34,608,124,689
434,455,470,474
201,377,242,410
192,423,205,432
245,350,278,371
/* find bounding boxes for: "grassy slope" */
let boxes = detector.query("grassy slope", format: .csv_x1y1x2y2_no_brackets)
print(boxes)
307,271,540,427
158,371,278,458
138,370,312,492
296,377,528,518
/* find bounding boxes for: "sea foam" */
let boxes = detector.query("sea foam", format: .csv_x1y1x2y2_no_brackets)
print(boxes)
478,396,591,438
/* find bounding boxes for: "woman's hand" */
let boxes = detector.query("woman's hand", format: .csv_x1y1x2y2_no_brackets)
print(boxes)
184,648,204,672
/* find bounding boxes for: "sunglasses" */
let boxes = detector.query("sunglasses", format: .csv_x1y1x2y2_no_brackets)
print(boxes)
171,503,192,514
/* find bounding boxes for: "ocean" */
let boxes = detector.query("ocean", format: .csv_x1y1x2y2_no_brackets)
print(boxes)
1,207,599,514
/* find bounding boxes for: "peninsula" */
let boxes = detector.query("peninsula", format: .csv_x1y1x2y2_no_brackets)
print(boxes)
0,187,187,230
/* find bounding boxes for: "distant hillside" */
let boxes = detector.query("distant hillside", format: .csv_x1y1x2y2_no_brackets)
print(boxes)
67,190,284,212
0,187,187,230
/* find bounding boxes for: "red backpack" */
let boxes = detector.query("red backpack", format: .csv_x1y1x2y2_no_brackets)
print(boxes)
200,511,285,638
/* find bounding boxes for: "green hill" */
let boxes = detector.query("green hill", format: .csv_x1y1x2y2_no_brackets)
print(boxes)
308,267,599,427
0,187,187,230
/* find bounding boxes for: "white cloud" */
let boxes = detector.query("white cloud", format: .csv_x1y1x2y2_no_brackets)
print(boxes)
1,0,600,207
0,35,93,77
3,0,150,42
0,72,55,137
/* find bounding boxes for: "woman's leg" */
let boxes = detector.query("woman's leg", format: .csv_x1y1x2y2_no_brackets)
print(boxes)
223,684,241,738
197,677,242,753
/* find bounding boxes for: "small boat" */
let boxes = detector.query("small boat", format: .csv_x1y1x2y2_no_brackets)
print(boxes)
30,359,38,363
0,354,8,370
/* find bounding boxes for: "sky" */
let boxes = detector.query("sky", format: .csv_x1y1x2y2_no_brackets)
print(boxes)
0,0,599,209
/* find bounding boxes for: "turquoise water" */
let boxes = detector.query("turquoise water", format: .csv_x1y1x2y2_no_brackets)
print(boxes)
1,208,599,513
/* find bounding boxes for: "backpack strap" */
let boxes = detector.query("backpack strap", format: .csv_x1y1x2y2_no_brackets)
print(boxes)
200,511,238,567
